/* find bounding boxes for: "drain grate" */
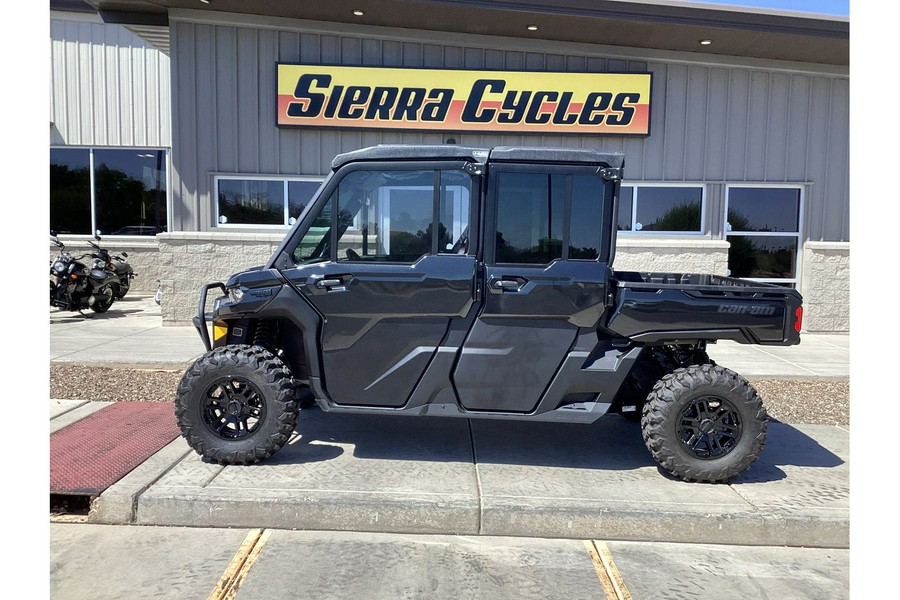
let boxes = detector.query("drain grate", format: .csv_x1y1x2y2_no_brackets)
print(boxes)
50,402,181,496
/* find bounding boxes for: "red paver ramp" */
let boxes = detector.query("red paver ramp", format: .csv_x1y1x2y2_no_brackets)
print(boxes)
51,402,181,496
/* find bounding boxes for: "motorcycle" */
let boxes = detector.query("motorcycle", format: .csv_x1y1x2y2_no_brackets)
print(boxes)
88,232,136,299
50,232,116,314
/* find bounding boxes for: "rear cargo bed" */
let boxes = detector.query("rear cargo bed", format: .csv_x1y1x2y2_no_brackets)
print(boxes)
607,271,803,345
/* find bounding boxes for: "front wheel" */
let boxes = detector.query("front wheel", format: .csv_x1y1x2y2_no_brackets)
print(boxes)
174,345,299,464
641,364,766,483
90,284,115,313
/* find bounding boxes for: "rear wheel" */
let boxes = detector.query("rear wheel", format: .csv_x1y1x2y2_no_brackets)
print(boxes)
641,364,766,483
174,345,299,464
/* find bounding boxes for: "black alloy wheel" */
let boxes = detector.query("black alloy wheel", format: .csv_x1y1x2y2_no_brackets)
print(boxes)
202,377,268,440
175,345,299,465
676,396,742,459
641,364,767,483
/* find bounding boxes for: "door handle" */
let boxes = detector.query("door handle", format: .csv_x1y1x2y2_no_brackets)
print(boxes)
315,278,344,289
490,277,527,292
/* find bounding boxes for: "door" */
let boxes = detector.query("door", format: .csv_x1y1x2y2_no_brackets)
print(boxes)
280,164,477,407
453,165,614,413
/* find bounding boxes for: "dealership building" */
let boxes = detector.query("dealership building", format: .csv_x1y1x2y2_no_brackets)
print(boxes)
50,0,849,330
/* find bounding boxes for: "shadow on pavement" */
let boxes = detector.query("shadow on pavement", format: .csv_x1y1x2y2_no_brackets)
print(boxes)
50,308,144,323
254,409,844,483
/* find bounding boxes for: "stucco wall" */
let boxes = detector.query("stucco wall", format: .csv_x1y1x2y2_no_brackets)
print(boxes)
800,241,850,333
157,232,285,324
613,238,729,276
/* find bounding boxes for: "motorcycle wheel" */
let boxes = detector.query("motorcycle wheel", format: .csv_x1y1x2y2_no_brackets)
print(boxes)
91,284,115,313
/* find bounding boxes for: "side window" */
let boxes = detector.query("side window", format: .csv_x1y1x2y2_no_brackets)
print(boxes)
290,196,334,264
334,169,473,263
438,171,472,254
569,175,604,260
495,172,565,264
495,171,607,264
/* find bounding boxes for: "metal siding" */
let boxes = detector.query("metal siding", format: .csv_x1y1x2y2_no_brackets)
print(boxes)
786,75,811,181
805,77,832,241
744,71,769,181
823,79,849,241
641,61,667,180
724,69,750,182
50,15,170,148
765,72,790,181
662,63,688,180
168,20,848,240
682,66,708,181
704,68,728,181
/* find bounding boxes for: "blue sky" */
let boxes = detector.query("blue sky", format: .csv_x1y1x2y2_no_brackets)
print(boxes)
693,1,849,16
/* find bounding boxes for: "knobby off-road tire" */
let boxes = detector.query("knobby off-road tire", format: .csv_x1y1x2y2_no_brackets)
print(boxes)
641,364,766,483
175,345,299,465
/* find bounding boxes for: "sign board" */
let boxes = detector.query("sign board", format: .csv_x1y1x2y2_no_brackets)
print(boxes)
276,64,651,135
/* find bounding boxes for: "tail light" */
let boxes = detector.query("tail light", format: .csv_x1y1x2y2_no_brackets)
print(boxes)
794,306,803,332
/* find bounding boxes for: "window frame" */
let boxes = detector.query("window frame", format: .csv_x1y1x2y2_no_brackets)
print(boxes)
617,182,707,236
724,183,805,286
487,163,612,267
50,145,171,237
213,174,325,229
332,166,476,264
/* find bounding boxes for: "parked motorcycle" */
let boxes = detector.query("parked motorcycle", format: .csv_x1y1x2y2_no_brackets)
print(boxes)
50,232,116,313
88,232,135,299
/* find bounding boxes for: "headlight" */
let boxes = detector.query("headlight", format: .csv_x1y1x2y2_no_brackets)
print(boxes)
95,260,107,269
52,261,66,274
228,287,244,303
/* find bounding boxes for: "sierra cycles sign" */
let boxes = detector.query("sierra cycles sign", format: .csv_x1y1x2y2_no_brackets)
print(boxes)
276,64,651,135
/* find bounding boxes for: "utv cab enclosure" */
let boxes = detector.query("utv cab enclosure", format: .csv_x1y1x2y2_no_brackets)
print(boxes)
177,145,802,483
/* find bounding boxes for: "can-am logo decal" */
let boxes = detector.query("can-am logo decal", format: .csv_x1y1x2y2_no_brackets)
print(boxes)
276,64,651,135
717,305,777,316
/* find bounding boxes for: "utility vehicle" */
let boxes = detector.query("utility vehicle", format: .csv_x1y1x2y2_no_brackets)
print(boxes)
175,145,802,483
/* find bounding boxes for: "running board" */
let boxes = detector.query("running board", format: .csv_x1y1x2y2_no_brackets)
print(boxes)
318,399,610,424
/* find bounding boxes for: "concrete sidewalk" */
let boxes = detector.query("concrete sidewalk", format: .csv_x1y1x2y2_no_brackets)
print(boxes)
53,399,848,548
49,295,850,548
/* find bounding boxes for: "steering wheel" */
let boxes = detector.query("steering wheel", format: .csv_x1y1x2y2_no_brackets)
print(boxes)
345,248,362,261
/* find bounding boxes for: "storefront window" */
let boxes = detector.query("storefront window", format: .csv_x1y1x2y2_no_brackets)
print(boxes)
50,148,92,235
617,184,704,233
215,176,324,227
50,147,168,236
94,149,167,235
726,186,803,284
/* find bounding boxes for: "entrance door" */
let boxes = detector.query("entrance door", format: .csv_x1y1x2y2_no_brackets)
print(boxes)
453,166,614,413
281,164,476,407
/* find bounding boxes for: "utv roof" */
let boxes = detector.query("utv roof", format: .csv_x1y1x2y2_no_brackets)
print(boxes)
331,145,625,170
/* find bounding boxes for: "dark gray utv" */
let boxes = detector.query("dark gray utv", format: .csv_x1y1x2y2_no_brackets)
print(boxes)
176,145,803,483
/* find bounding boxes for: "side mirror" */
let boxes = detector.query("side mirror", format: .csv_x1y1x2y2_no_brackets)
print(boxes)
121,252,128,258
95,230,102,240
50,230,58,237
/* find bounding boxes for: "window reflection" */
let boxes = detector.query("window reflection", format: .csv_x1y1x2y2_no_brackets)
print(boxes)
727,236,798,279
727,188,800,233
50,148,91,234
94,149,167,235
218,179,284,225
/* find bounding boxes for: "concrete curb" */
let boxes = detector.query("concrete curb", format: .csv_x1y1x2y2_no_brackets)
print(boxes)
89,438,193,524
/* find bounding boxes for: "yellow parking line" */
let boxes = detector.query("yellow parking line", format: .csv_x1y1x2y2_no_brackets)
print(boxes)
584,540,632,600
208,528,272,600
